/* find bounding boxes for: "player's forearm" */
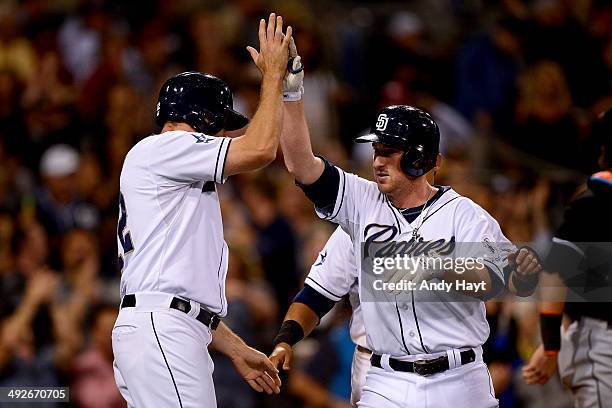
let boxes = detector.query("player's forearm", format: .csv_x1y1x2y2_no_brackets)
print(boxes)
281,101,324,184
246,75,283,161
283,302,320,338
537,271,567,354
226,76,283,175
538,271,566,313
210,321,248,359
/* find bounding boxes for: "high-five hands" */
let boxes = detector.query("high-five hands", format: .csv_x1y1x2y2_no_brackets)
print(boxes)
247,13,293,80
284,37,305,101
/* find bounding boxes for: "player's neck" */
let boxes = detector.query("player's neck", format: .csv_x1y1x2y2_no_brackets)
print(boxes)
162,122,196,133
388,179,437,209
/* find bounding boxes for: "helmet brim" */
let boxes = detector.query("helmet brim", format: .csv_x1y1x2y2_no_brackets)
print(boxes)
354,133,380,143
225,109,249,131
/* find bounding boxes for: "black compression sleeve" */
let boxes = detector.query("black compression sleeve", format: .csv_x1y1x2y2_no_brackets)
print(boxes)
540,313,562,352
296,156,340,211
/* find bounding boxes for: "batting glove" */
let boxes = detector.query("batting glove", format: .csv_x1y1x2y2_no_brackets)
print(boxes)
283,37,304,102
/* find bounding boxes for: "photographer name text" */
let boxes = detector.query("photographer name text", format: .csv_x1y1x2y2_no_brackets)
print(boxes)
372,279,487,293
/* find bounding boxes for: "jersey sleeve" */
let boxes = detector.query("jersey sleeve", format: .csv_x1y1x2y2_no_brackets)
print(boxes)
149,131,231,184
454,198,516,284
305,226,358,302
315,166,377,238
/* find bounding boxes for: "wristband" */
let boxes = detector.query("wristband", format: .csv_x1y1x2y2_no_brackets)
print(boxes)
273,320,305,348
283,90,303,102
540,312,562,352
512,271,539,294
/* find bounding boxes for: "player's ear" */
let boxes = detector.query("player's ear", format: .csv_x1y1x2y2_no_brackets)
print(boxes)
434,153,442,172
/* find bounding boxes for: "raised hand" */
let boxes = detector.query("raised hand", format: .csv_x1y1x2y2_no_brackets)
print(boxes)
246,13,292,79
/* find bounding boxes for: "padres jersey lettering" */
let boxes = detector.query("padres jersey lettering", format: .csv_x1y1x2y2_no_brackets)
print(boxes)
317,167,515,356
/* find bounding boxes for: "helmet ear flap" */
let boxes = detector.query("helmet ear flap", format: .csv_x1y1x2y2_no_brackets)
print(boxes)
201,111,225,135
188,109,225,134
401,145,435,177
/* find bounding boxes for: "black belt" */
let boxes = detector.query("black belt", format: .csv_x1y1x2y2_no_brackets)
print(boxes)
357,345,372,354
120,294,221,330
371,349,476,376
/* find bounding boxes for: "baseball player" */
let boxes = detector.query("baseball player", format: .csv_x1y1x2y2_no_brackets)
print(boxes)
112,14,292,407
276,42,543,407
523,108,612,407
269,226,367,406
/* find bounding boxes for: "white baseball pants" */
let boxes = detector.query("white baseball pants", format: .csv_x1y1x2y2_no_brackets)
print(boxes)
357,349,498,408
112,292,216,408
351,346,372,406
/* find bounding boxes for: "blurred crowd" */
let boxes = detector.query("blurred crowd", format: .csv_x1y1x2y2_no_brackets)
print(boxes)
0,0,610,407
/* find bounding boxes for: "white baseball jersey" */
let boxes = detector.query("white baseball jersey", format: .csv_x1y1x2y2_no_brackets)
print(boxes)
118,130,231,316
317,168,515,356
306,226,366,348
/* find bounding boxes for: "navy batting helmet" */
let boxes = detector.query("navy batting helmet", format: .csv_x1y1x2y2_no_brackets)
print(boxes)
355,105,440,177
155,72,249,135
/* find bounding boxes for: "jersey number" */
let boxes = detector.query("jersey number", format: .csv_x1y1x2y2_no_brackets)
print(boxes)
117,193,134,270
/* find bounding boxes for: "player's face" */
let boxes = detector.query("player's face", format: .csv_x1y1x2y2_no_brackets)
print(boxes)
372,143,406,193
